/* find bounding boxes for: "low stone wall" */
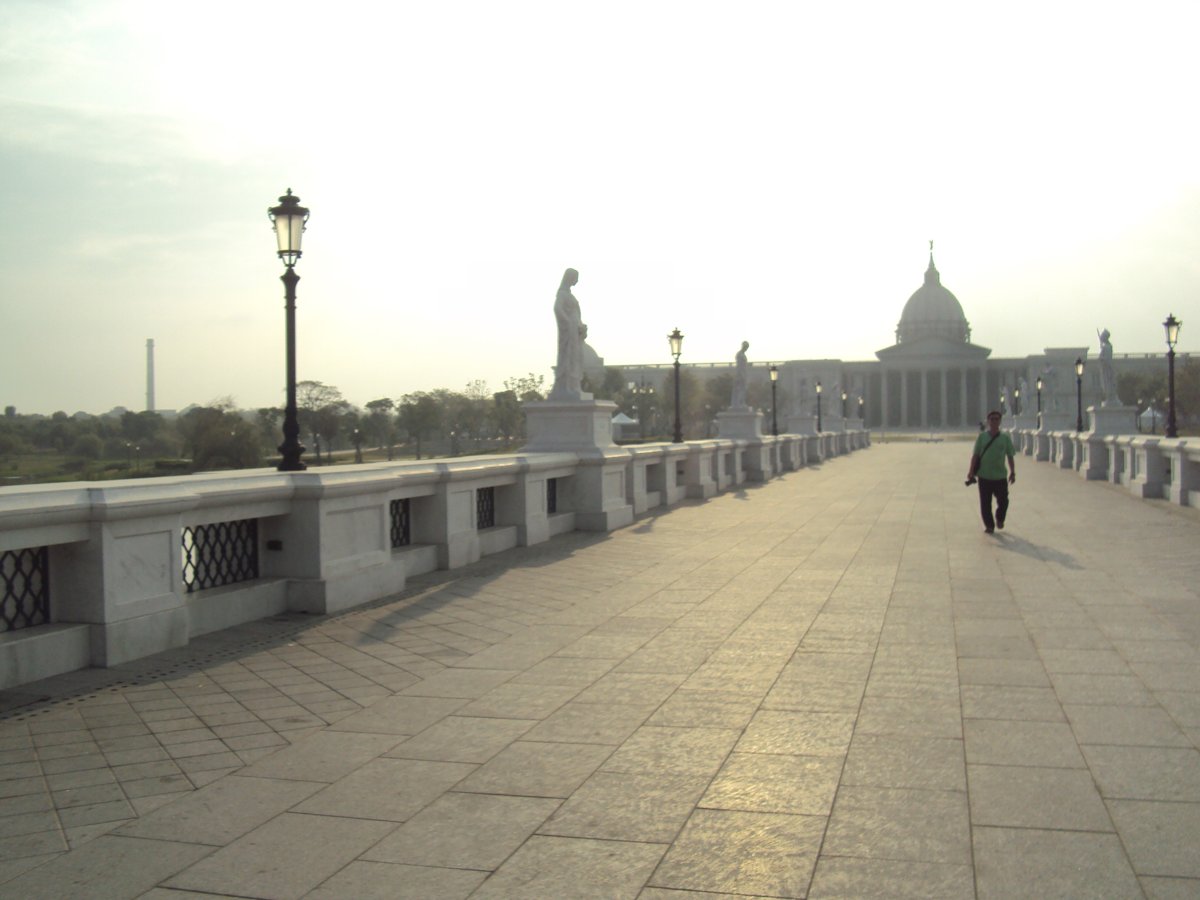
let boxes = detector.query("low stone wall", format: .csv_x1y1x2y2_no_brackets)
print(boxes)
1013,427,1200,507
0,430,870,688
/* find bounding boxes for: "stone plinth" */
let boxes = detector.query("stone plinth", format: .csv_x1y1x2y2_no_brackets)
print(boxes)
786,414,819,436
522,399,619,452
717,408,763,439
1038,412,1074,432
1087,405,1137,436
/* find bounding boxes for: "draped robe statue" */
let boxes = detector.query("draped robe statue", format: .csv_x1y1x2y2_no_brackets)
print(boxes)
550,268,587,399
731,341,750,408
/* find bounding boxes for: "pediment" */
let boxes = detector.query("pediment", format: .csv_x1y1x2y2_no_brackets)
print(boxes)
875,338,992,363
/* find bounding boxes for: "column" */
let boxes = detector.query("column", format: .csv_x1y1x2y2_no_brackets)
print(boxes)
920,370,928,427
940,370,948,427
960,369,968,426
900,370,908,428
881,370,889,428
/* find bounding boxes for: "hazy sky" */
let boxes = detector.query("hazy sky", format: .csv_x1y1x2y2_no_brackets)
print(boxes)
2,1,1197,415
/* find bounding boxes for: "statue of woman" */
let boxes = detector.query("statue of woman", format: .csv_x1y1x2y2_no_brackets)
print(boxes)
1097,328,1115,405
731,341,750,408
550,268,587,399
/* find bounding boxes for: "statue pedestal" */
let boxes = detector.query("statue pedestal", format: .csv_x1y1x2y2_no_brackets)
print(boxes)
521,399,632,532
1087,405,1137,436
785,414,819,436
522,399,618,451
1039,412,1073,432
716,408,763,440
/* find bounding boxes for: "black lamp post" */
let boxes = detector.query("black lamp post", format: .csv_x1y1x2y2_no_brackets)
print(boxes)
353,428,363,464
1165,313,1181,438
841,390,848,421
269,189,309,471
669,328,684,443
816,381,823,432
769,365,779,436
858,394,864,423
1036,376,1043,429
1075,357,1085,432
1014,387,1021,417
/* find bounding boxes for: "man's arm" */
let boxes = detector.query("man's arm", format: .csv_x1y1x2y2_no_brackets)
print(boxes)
1007,441,1016,484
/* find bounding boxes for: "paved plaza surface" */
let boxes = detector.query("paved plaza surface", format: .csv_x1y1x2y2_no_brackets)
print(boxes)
1,440,1198,899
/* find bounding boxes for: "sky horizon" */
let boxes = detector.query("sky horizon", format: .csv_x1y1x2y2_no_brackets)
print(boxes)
3,1,1197,416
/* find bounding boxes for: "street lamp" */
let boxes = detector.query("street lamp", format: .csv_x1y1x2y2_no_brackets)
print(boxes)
268,189,309,471
353,428,363,464
841,389,848,421
1013,387,1021,417
1075,357,1085,432
1165,313,1182,438
668,328,684,443
858,394,864,424
769,365,779,436
816,381,823,432
1036,376,1043,429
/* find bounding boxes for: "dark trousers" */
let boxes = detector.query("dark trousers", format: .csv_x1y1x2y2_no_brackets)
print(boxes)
977,478,1009,530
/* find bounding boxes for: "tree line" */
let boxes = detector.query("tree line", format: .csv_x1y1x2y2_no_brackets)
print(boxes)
7,359,1188,484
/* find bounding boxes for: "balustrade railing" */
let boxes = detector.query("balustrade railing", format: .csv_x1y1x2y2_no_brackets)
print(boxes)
0,428,869,688
0,547,49,633
476,487,496,529
390,498,412,548
181,519,259,593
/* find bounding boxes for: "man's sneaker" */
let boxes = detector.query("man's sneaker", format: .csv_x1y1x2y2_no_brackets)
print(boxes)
985,527,994,534
996,518,1005,530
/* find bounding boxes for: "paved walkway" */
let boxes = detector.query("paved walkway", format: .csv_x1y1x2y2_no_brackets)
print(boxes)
0,441,1198,899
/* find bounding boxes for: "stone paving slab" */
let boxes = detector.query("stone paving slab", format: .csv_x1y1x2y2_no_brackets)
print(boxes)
0,441,1198,898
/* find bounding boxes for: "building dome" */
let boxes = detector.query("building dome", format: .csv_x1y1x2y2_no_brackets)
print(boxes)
896,254,971,344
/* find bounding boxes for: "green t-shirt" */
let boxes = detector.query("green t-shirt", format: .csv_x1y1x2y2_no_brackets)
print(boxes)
972,430,1015,480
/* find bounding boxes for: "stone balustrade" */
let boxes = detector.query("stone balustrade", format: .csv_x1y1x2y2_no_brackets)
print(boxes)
1013,427,1200,508
0,429,870,688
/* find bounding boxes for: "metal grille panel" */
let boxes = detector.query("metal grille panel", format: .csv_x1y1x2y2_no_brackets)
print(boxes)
547,478,557,515
390,498,411,548
476,487,495,529
182,519,259,593
0,548,50,633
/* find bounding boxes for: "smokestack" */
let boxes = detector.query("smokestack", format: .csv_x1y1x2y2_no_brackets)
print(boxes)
146,338,155,412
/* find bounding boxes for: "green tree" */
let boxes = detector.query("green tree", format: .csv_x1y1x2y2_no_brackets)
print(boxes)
504,373,545,402
69,433,103,460
178,406,262,470
296,381,348,463
493,390,522,445
398,392,442,459
365,398,397,459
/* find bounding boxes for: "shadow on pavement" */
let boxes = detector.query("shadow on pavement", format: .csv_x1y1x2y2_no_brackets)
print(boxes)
994,532,1082,570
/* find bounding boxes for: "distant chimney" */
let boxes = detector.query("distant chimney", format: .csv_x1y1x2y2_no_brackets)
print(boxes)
146,339,155,412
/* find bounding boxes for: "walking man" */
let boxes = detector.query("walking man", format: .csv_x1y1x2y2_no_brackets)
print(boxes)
967,410,1016,534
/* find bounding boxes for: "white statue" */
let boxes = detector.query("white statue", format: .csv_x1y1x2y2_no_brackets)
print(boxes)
1097,328,1115,405
550,268,587,400
731,341,749,408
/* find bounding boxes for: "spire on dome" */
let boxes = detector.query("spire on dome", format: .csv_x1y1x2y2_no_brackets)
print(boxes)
925,240,940,285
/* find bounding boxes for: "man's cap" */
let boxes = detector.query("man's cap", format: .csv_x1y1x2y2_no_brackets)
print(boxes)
987,410,1002,420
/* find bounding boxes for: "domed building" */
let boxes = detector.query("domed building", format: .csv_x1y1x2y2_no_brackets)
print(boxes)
871,251,993,428
614,247,1128,433
895,254,972,345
